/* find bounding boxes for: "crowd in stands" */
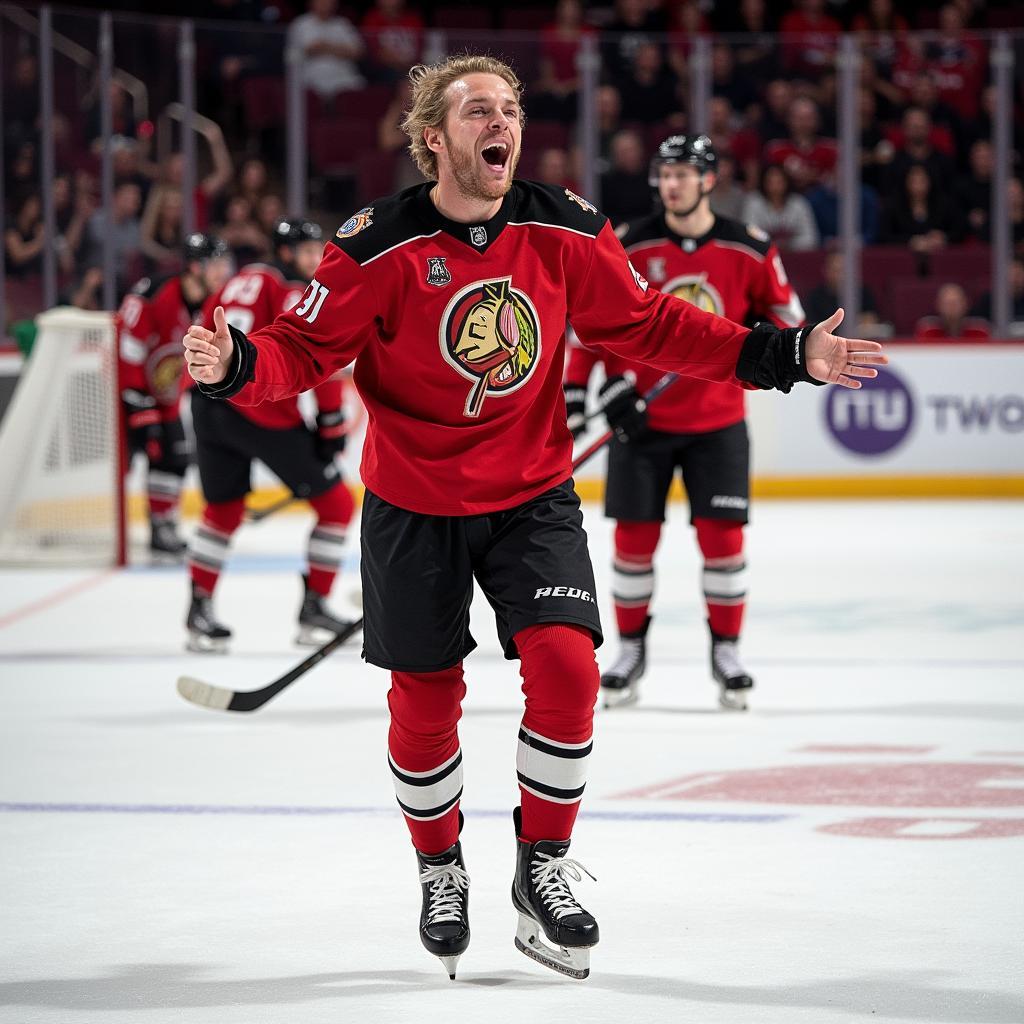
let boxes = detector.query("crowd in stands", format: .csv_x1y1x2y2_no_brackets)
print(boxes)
3,0,1023,337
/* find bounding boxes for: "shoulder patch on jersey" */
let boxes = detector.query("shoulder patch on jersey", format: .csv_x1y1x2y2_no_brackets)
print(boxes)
511,180,607,238
709,215,772,257
336,207,374,239
563,188,597,214
330,186,432,266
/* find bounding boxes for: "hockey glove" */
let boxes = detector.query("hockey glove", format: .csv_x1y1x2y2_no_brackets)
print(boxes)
315,409,347,462
598,375,648,442
123,389,163,462
564,383,587,439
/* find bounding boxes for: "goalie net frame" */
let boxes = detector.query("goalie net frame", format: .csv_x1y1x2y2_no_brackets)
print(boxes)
0,306,126,567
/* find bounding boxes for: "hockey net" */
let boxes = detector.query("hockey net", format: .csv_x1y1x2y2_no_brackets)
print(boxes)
0,307,125,566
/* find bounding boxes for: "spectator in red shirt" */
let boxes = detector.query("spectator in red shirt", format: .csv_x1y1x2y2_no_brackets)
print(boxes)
925,4,985,122
779,0,840,79
762,97,837,192
361,0,424,84
532,0,597,123
914,283,991,339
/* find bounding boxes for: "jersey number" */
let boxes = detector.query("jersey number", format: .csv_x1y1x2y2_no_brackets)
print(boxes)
295,279,329,324
221,274,264,305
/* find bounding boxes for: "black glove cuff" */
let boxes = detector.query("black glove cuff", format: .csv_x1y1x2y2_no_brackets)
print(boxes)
735,321,825,393
563,385,587,406
317,409,345,428
195,325,256,400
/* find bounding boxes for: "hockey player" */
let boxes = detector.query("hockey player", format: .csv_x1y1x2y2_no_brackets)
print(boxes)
117,233,231,558
565,135,805,712
183,56,885,980
186,219,358,652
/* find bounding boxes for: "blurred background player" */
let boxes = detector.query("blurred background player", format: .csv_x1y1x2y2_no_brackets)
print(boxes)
117,233,231,559
564,135,805,711
185,219,357,652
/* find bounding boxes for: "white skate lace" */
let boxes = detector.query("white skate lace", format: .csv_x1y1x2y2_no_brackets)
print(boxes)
713,640,747,681
531,853,596,920
420,862,470,924
607,637,643,679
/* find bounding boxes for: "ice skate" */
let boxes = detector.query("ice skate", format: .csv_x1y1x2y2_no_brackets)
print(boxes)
185,583,232,653
416,831,470,980
150,518,187,561
296,574,357,646
599,616,649,709
511,807,598,980
710,624,754,711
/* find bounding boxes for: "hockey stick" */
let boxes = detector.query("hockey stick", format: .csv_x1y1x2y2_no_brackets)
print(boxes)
245,493,300,523
176,372,678,714
570,370,679,470
176,615,363,713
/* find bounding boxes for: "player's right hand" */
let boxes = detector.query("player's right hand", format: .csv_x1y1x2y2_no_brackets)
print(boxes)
183,305,233,385
598,374,648,443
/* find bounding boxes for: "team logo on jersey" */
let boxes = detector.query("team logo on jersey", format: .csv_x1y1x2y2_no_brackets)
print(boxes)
147,343,185,404
469,225,488,247
664,274,724,316
439,277,541,418
336,207,374,239
564,188,597,214
425,257,451,287
646,257,666,283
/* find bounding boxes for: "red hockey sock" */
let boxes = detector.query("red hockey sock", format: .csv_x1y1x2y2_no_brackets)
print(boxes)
514,624,599,843
694,517,747,638
305,484,355,596
148,468,183,522
187,498,245,596
612,520,662,635
387,664,466,854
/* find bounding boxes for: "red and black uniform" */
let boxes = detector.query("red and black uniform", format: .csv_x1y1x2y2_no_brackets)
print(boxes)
565,213,805,642
188,263,355,602
196,181,816,853
117,275,198,525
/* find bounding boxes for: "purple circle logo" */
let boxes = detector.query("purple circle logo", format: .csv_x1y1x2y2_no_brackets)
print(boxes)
824,366,914,455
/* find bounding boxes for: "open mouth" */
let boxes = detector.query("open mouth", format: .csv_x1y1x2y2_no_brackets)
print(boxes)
481,140,511,173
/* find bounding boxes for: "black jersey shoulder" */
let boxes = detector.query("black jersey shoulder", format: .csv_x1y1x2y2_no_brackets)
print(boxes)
510,180,607,238
329,185,430,265
709,215,773,258
616,212,668,248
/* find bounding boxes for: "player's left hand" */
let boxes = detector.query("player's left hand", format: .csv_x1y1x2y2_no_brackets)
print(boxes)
315,409,347,462
805,309,888,389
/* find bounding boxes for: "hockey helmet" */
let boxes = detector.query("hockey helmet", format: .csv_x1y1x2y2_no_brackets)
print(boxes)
648,134,718,186
273,219,324,247
183,232,229,263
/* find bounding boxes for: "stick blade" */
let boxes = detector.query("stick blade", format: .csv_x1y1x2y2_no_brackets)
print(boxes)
176,675,236,711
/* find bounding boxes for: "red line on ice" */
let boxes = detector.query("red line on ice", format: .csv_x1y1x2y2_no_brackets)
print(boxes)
0,571,114,630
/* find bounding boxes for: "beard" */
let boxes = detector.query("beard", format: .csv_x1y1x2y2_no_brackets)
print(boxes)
443,128,519,204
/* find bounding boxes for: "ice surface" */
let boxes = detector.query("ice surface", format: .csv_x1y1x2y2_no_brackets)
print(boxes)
1,501,1022,1024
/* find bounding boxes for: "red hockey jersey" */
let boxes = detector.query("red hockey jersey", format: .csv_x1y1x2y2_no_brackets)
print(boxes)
566,214,805,434
117,275,199,422
202,181,765,516
201,264,343,430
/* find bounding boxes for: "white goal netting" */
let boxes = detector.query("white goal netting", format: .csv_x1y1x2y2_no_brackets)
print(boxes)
0,307,124,566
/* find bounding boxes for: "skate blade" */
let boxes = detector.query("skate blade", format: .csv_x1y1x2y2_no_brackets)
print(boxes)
436,952,462,980
601,686,639,710
514,914,591,980
718,687,749,711
294,625,323,647
185,634,229,655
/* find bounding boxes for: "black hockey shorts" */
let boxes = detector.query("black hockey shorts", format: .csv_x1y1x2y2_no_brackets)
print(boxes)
604,419,750,524
360,479,603,672
191,390,342,505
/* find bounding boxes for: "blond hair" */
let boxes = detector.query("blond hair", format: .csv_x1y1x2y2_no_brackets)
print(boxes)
401,55,525,180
